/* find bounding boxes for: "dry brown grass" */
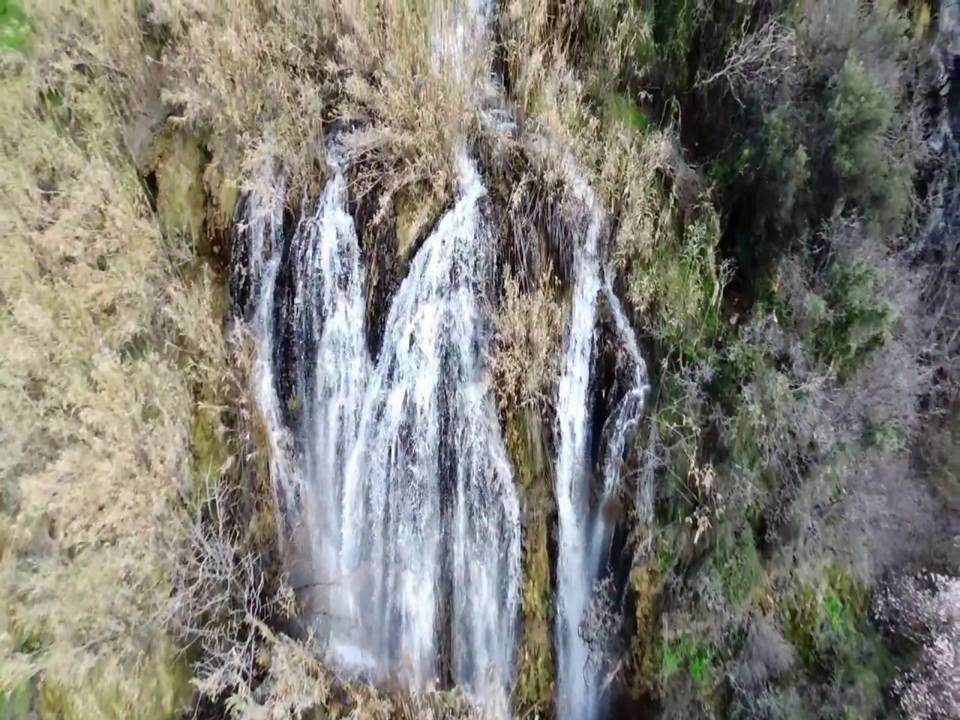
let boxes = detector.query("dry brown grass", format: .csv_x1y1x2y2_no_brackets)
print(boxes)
0,2,233,716
490,269,565,414
152,0,489,215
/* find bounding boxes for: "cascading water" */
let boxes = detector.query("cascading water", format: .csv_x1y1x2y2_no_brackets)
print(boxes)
235,152,520,708
339,154,521,697
231,3,651,716
554,172,650,720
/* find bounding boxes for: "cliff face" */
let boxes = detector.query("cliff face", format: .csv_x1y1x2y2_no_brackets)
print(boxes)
2,1,959,719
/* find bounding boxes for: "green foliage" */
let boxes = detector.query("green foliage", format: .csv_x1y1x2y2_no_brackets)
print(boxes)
761,109,811,231
651,0,696,74
0,681,30,720
863,415,906,453
714,528,762,607
0,0,28,50
659,633,716,690
707,144,756,194
604,93,651,134
625,201,727,360
807,258,898,376
829,54,912,231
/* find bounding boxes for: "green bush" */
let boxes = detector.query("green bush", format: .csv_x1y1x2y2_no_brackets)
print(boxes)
807,258,898,376
829,54,912,231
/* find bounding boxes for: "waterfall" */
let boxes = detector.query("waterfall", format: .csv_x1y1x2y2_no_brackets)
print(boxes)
235,152,520,708
554,174,650,720
340,154,520,698
231,2,651,715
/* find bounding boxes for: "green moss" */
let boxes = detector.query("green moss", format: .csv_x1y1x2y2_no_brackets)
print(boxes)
780,567,881,671
37,639,192,720
660,646,681,679
863,414,906,454
627,559,661,695
0,679,31,720
394,183,444,265
191,402,227,496
604,93,651,134
658,632,716,691
505,408,554,714
154,132,209,253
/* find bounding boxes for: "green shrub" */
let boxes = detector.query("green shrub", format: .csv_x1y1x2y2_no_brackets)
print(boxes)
807,258,898,376
623,201,727,360
829,54,912,231
761,109,811,232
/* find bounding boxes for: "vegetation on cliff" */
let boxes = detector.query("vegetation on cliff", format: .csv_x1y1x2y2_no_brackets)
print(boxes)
1,0,957,718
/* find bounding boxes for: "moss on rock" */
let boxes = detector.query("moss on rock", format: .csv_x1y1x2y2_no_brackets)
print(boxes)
627,559,661,696
151,131,209,255
506,407,555,716
37,639,192,720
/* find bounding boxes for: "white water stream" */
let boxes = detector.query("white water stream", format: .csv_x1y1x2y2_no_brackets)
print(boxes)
553,172,650,720
238,153,520,709
233,4,649,717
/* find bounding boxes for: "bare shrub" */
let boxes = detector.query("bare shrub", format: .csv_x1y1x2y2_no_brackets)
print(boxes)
164,477,290,702
580,576,625,690
695,21,798,107
874,573,960,719
731,616,795,691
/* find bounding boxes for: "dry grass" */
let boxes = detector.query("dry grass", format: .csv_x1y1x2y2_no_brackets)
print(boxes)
0,2,232,716
490,269,565,414
152,0,489,215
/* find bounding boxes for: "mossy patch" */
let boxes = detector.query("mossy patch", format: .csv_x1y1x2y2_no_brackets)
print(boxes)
153,131,209,254
394,182,444,265
191,402,227,499
627,559,661,695
506,408,555,715
37,639,192,720
658,631,716,691
0,679,31,720
779,565,894,717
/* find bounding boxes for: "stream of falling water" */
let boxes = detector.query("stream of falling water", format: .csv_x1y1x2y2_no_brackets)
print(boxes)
232,3,649,716
236,152,520,710
554,173,650,720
